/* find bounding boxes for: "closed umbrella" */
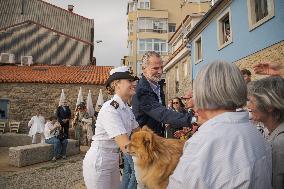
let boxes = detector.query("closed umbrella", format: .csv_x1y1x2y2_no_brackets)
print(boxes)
95,89,104,111
59,89,66,106
76,87,84,106
86,90,95,117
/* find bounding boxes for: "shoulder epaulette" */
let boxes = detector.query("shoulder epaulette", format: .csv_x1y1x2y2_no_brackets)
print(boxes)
110,100,119,109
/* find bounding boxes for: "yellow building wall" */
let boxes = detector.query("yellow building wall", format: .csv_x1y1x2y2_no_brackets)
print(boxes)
126,0,211,75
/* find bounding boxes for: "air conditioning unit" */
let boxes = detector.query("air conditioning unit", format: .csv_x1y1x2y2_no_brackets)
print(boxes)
0,53,15,64
21,56,33,66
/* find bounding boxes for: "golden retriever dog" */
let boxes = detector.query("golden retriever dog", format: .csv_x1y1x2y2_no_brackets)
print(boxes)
127,126,185,189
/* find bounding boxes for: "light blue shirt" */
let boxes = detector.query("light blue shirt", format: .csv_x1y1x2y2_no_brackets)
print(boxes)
168,112,272,189
148,80,162,104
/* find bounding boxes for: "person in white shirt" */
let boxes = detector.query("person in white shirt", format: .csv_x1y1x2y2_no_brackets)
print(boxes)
28,110,45,144
44,115,68,161
168,61,272,189
83,66,139,189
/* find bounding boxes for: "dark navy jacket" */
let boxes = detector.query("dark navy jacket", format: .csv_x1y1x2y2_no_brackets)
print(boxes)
56,106,71,126
132,75,192,136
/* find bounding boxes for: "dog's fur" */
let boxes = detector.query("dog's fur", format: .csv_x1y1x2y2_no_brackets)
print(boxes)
127,127,185,189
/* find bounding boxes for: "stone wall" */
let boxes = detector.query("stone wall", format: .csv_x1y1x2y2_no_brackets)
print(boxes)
0,83,110,133
235,41,284,80
0,133,32,147
165,55,192,102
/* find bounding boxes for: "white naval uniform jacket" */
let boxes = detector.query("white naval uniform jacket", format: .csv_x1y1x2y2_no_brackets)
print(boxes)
92,94,139,148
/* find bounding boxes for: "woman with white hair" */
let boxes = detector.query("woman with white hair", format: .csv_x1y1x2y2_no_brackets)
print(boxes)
247,76,284,189
168,61,272,189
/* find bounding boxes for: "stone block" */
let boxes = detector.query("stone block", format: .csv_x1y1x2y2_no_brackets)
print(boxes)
9,139,79,167
0,133,32,147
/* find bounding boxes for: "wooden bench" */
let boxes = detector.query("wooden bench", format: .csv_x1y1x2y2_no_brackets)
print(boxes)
9,139,80,167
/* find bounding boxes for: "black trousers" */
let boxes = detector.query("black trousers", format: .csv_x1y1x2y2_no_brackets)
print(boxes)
61,122,70,139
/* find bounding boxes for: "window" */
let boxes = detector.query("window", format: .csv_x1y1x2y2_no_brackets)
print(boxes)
194,35,202,63
138,18,168,33
153,20,168,33
0,99,9,119
168,23,176,32
217,8,232,49
138,39,168,55
247,0,275,30
138,0,150,9
128,21,133,35
128,41,133,55
128,2,137,13
137,61,143,77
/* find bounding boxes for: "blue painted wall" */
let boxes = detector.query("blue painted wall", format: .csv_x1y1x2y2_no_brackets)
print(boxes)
190,0,284,79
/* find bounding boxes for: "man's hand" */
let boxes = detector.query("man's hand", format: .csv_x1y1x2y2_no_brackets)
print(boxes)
253,62,283,76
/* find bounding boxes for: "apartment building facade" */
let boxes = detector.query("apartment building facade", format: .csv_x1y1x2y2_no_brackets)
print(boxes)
163,13,206,101
124,0,211,76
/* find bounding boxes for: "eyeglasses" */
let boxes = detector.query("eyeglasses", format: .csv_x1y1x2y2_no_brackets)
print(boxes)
173,102,179,104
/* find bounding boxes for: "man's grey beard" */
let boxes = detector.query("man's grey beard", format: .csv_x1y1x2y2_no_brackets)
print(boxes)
149,75,162,83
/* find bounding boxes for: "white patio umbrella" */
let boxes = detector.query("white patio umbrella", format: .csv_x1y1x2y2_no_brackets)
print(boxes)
95,89,104,111
76,87,84,106
86,90,95,117
58,89,66,106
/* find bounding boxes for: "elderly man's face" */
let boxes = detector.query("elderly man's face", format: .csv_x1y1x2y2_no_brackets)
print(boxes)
143,56,163,83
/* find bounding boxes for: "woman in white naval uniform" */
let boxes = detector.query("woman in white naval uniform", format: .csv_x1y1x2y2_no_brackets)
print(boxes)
83,66,139,189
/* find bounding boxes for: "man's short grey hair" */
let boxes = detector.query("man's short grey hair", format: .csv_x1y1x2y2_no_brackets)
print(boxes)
193,61,247,110
141,51,160,70
248,76,284,123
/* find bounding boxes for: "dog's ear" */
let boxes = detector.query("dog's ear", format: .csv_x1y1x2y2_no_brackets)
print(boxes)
142,126,154,133
143,132,153,149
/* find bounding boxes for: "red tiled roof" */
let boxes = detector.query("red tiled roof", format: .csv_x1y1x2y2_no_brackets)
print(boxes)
0,65,112,85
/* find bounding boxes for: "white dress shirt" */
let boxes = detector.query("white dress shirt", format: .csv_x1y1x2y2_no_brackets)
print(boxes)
92,94,139,149
168,112,272,189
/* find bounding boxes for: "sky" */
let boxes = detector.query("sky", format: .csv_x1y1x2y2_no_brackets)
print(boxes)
44,0,128,67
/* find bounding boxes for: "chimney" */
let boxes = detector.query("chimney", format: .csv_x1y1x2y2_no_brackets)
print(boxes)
68,5,74,12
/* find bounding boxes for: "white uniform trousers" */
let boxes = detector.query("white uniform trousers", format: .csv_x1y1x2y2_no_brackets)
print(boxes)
83,144,120,189
133,157,148,189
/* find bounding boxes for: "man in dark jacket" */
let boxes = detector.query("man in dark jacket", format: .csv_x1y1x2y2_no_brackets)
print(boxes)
132,51,195,137
56,101,71,139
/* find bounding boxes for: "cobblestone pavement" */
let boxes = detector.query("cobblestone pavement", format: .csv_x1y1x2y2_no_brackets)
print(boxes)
0,153,86,189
